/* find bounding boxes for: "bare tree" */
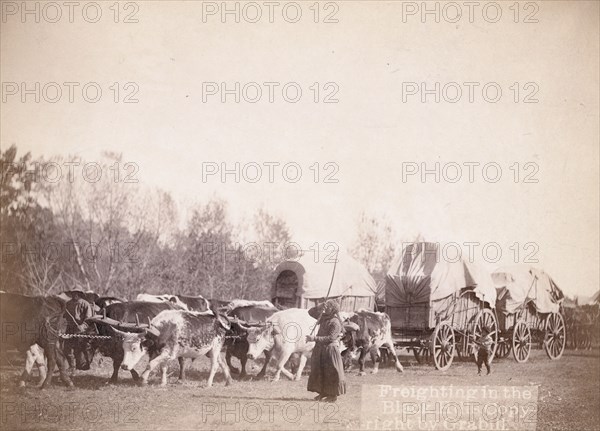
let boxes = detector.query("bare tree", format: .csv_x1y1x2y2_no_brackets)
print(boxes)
349,211,396,276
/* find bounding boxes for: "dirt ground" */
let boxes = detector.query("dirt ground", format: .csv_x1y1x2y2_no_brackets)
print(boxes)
1,348,598,431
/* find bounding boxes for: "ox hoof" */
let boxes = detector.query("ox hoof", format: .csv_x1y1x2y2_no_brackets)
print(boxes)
358,371,366,377
139,380,148,387
230,367,240,375
17,381,25,388
66,384,75,391
370,370,379,374
225,379,233,387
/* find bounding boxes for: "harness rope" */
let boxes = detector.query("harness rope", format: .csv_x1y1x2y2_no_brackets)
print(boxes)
310,249,340,336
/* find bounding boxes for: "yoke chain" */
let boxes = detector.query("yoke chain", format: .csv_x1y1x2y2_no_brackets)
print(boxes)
59,333,113,340
59,333,243,340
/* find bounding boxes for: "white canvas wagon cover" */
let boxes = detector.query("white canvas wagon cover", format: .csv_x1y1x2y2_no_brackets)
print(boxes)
386,242,497,308
272,250,377,299
492,265,564,315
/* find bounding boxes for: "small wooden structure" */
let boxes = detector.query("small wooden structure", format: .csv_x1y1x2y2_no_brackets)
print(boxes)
272,251,377,312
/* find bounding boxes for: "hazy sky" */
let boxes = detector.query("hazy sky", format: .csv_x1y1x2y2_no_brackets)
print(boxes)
2,1,598,297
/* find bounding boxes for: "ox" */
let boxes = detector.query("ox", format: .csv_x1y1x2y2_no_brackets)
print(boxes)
21,344,47,386
0,292,73,388
89,301,182,383
225,304,278,378
226,299,275,311
95,296,125,309
340,310,403,375
208,299,276,314
136,293,209,312
243,308,317,382
113,309,232,387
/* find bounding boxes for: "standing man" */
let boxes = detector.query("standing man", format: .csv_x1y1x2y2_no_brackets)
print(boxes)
64,291,94,373
305,299,346,402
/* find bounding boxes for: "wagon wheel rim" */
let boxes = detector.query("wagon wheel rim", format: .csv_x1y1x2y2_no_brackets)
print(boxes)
512,321,531,363
413,345,432,364
495,337,511,358
544,312,566,360
432,322,455,371
472,309,499,361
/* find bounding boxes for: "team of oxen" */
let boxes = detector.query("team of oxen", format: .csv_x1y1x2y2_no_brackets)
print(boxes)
0,290,403,390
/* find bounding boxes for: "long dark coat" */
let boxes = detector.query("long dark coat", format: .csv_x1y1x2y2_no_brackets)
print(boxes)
307,306,346,397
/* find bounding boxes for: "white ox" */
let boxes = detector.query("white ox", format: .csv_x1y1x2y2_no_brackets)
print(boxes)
242,308,317,382
135,293,211,312
225,299,275,311
114,309,232,387
136,293,187,308
18,344,46,387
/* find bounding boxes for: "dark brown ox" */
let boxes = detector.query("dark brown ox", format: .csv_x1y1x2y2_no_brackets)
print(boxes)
0,292,73,389
225,304,278,379
88,301,182,383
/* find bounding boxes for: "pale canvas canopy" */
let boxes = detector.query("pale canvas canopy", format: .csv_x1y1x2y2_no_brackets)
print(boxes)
492,265,564,314
386,242,497,307
272,251,377,299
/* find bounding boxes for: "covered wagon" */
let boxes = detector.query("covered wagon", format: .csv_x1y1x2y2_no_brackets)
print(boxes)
271,251,377,312
385,242,498,370
493,265,566,362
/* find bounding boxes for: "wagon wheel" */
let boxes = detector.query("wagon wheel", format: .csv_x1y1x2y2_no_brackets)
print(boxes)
413,345,432,364
512,321,531,363
576,326,591,350
472,309,499,360
431,322,455,371
495,336,511,359
567,324,576,349
544,312,566,360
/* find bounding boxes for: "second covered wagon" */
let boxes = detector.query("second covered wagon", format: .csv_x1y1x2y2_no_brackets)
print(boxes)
385,242,498,370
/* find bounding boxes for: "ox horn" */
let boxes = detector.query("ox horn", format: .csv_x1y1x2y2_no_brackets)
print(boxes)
104,324,127,340
145,326,160,337
343,322,360,332
234,319,252,331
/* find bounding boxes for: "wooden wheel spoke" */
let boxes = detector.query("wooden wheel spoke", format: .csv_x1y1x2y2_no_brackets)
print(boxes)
545,313,566,360
432,322,455,371
512,321,531,363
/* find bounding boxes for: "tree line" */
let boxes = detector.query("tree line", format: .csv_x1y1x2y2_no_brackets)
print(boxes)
1,145,398,301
